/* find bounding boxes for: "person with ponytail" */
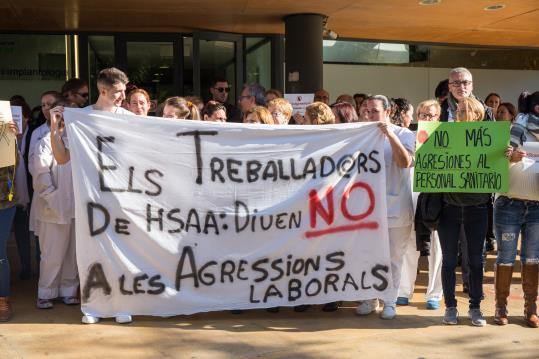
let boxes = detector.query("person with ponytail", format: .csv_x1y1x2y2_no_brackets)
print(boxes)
390,98,414,128
495,91,539,328
162,97,201,120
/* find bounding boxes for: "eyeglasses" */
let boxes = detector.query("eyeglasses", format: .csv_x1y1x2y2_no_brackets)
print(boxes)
418,113,439,120
315,95,329,101
213,87,230,93
238,95,251,101
77,92,89,98
449,80,473,87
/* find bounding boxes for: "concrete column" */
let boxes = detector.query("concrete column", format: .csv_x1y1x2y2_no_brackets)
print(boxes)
284,13,324,94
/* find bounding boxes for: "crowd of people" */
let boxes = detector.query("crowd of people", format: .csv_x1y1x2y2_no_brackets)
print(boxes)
0,65,538,330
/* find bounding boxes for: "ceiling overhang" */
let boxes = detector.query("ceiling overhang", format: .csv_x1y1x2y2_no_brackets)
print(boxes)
2,1,539,48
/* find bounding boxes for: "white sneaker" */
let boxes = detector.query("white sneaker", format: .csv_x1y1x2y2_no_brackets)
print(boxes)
355,299,379,315
380,305,397,320
115,315,133,324
82,314,100,324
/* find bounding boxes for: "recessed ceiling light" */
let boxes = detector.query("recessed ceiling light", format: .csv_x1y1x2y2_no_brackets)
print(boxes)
419,0,441,5
484,4,506,10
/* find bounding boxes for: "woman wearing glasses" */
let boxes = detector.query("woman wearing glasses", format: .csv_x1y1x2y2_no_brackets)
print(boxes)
399,100,443,310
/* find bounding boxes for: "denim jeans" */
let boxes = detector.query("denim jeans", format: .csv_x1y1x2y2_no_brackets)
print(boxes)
437,203,487,309
494,196,539,265
13,206,31,274
0,206,16,296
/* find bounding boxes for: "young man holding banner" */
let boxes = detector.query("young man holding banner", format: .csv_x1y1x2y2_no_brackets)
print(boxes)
356,95,415,320
50,68,133,324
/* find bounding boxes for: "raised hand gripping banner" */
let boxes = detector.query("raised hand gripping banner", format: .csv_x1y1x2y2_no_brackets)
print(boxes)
64,109,392,317
414,121,510,193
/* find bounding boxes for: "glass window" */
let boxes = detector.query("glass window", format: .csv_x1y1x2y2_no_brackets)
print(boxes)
183,36,193,96
246,37,271,90
126,41,174,103
0,34,67,106
199,39,236,103
428,45,539,70
323,40,419,65
323,39,539,70
88,36,115,103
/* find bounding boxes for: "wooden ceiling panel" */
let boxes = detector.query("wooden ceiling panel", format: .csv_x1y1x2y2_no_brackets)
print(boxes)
1,0,539,48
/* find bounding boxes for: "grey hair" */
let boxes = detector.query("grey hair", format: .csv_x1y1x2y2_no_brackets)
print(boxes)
244,83,267,106
366,95,391,110
449,67,472,79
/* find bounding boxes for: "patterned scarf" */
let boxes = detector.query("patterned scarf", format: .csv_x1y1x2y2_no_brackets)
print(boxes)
510,113,539,148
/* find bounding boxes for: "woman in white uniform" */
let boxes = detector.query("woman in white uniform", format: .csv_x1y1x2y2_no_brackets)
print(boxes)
33,99,79,309
397,100,443,309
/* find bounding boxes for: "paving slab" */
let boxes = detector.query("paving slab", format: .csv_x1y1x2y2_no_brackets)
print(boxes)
0,243,536,359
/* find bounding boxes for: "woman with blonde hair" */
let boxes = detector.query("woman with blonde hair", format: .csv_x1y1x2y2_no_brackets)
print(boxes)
305,102,335,125
301,101,336,313
438,95,491,326
243,106,274,124
457,97,485,122
267,98,293,125
162,97,201,120
415,100,441,122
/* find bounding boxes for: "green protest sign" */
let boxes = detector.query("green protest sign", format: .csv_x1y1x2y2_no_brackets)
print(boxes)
413,121,510,193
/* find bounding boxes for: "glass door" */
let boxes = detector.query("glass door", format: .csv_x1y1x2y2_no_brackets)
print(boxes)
193,31,243,104
117,35,181,106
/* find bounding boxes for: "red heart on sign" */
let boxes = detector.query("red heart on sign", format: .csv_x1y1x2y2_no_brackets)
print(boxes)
417,130,429,144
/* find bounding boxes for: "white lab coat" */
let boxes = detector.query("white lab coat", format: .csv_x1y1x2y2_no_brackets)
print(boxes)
28,123,50,232
33,135,74,225
33,134,78,299
28,123,50,177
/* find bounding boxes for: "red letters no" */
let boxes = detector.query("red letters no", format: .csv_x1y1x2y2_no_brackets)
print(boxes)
340,181,375,221
309,187,334,228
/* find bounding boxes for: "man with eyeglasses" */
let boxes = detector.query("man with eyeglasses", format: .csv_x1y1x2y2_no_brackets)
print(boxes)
438,67,494,326
238,83,267,119
209,77,241,123
61,78,89,108
314,89,330,105
441,67,494,122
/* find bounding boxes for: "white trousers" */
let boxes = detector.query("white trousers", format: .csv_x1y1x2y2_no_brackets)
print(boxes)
38,219,79,299
385,225,413,306
398,230,443,301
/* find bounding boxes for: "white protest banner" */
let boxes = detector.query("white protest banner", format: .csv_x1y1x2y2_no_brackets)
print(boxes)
521,142,539,173
10,106,23,134
284,93,315,115
64,109,392,317
0,101,16,168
